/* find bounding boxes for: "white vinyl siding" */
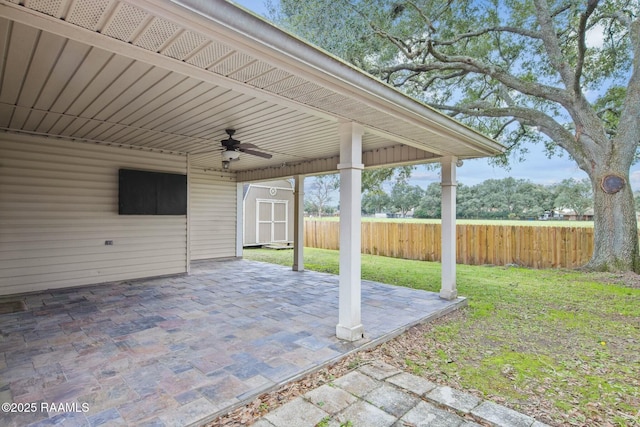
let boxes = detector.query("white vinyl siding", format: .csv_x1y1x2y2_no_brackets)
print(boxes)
189,169,237,260
0,134,188,296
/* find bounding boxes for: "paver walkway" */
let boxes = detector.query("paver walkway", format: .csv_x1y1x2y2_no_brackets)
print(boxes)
0,259,464,427
254,361,551,427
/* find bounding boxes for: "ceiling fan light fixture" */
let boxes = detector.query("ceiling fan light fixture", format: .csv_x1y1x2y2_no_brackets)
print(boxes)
222,160,230,170
222,150,240,161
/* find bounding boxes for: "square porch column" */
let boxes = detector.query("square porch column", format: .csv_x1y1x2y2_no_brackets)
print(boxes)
236,182,244,258
293,175,304,271
336,122,365,341
440,156,458,300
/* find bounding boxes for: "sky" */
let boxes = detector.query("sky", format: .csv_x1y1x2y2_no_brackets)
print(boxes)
231,0,639,191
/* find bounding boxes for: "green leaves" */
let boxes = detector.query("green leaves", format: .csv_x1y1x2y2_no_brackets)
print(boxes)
554,178,593,218
413,178,556,220
390,181,424,217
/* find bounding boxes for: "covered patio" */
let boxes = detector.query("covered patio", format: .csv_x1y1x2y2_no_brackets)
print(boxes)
1,259,464,426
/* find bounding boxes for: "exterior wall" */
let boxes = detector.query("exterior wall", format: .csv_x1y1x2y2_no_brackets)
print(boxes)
243,180,294,246
0,134,188,296
189,168,237,260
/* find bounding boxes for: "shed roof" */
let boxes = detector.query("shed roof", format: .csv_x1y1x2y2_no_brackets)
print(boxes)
0,0,504,180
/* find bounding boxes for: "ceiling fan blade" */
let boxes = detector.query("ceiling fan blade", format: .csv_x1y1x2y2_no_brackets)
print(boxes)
235,142,259,149
240,148,272,159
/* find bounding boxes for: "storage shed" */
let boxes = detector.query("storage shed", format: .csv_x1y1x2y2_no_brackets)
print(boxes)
243,180,294,246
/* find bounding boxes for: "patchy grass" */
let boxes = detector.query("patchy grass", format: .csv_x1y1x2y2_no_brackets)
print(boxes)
243,247,640,427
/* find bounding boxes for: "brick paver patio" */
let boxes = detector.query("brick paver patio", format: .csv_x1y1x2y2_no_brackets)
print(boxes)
0,259,464,426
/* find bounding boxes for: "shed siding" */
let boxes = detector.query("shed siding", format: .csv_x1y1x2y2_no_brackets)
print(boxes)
189,169,237,260
0,134,187,296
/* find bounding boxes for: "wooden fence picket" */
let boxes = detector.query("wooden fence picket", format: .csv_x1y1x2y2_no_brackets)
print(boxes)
302,221,629,269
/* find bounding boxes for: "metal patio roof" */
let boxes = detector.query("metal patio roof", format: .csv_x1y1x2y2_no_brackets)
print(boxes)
0,0,504,180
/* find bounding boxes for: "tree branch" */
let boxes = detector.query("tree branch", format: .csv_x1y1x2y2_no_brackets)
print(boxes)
405,1,437,32
432,26,542,46
492,118,518,140
575,0,600,93
419,70,468,91
599,11,633,27
532,0,576,91
368,23,417,59
430,102,585,162
375,58,572,107
615,16,640,164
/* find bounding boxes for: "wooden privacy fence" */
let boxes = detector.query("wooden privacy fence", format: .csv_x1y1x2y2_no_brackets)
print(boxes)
304,221,607,269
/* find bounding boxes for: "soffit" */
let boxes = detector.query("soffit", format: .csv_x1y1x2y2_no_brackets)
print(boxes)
0,0,503,173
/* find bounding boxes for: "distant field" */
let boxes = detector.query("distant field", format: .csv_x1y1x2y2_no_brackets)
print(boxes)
308,217,596,227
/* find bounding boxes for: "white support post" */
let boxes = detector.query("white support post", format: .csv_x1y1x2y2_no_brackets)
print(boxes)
336,122,365,341
186,154,191,274
293,175,305,271
236,182,244,258
440,156,458,300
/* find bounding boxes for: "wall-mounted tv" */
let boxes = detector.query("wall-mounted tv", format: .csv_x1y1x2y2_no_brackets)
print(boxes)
118,169,187,215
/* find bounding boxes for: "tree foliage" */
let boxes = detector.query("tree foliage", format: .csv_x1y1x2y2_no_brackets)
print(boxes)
414,178,558,219
306,174,339,216
390,181,424,216
362,190,391,214
554,178,593,218
273,0,637,162
362,166,414,193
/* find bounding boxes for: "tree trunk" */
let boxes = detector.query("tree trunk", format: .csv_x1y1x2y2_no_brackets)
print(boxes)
586,169,640,272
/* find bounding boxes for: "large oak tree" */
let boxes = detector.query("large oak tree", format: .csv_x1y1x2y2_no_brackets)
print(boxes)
272,0,640,272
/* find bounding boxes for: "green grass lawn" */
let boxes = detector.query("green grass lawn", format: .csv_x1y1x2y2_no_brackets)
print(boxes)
243,247,640,426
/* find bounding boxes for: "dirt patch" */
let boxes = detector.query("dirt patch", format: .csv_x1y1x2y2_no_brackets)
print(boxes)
589,271,640,289
205,354,366,426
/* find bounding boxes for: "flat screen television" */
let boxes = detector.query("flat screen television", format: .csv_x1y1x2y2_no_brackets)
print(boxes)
118,169,187,215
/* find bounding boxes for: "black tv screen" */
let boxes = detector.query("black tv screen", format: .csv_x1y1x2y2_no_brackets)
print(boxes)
119,169,187,215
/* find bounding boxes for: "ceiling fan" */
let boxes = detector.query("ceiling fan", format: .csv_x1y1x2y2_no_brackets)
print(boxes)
220,129,272,169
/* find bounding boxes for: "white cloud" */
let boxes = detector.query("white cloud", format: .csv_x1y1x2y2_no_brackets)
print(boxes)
410,168,440,182
585,23,605,49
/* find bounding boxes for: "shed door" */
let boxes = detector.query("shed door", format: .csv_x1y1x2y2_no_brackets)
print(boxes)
256,200,288,244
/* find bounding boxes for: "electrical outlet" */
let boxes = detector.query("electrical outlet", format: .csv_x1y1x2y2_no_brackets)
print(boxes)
105,240,113,246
